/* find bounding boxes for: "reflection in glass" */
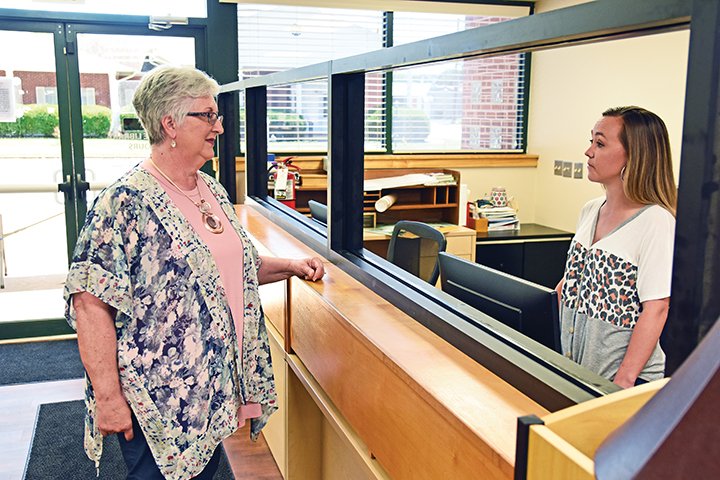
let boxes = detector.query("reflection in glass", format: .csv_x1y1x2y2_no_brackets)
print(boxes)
77,33,195,203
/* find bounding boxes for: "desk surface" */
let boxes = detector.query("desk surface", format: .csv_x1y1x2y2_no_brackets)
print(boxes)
364,223,476,241
476,223,573,241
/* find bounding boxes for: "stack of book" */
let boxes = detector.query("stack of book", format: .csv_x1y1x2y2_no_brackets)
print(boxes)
477,206,519,231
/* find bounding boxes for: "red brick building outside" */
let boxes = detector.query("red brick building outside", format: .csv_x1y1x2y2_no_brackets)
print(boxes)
13,71,110,106
461,17,524,150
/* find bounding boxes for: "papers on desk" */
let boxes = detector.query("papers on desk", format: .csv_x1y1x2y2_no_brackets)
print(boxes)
365,222,458,237
478,206,519,231
365,224,398,236
364,172,456,191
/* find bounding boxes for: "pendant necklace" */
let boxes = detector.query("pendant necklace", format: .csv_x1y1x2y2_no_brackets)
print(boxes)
149,157,224,234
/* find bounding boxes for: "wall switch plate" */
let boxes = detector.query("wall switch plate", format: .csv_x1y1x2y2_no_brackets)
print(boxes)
554,160,563,176
562,161,572,178
573,162,584,179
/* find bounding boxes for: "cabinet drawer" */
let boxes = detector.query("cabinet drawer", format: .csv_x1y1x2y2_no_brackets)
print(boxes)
446,235,473,256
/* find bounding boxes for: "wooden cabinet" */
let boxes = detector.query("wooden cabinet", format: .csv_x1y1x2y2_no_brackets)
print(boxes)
362,169,460,225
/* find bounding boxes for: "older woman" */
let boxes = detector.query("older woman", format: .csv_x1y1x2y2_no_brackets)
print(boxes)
557,106,676,389
64,66,324,479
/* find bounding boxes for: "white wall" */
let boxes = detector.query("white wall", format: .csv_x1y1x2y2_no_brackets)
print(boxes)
528,0,689,231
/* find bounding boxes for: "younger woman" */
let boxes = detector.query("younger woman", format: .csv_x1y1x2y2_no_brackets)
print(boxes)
557,106,676,388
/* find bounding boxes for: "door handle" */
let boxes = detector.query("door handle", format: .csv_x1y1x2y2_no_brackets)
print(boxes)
58,174,90,196
76,174,90,192
58,175,73,194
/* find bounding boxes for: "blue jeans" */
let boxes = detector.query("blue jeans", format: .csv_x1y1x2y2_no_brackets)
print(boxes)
117,413,222,480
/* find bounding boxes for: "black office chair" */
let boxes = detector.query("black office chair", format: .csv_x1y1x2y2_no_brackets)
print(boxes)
308,200,327,225
387,220,447,285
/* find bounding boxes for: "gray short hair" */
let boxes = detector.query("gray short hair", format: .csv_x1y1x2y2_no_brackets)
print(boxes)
132,66,220,145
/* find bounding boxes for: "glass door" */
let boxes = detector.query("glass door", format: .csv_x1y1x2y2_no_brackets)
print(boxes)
0,27,72,332
0,20,201,338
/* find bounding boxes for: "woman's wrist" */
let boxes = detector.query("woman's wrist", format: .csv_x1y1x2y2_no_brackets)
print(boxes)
613,369,638,388
93,382,125,402
289,259,302,277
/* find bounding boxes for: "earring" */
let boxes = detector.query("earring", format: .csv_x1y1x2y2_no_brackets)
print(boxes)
171,139,177,148
620,166,626,181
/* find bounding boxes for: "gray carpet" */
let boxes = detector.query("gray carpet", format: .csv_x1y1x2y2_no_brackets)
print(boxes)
24,400,235,479
0,339,84,385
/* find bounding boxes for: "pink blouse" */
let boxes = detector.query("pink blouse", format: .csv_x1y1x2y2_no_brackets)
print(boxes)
144,160,262,426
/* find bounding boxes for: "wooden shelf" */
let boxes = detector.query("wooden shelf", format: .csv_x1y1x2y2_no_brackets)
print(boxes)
272,168,462,225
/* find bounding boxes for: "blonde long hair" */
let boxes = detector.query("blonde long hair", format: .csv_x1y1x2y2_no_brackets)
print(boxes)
602,106,677,216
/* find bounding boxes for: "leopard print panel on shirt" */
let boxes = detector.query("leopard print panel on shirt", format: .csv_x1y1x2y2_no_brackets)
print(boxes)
562,241,641,329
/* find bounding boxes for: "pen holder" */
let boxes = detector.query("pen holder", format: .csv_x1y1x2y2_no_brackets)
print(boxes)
468,217,488,232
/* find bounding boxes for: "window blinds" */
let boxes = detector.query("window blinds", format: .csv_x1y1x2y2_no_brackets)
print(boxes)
237,5,526,153
237,4,384,152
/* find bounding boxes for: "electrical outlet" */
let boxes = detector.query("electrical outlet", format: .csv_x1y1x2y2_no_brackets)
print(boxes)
573,162,584,179
562,161,572,178
554,160,563,176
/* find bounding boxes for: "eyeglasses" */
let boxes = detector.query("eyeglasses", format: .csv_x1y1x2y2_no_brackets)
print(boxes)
186,111,224,126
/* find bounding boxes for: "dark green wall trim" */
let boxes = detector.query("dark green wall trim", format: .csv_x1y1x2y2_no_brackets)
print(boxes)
206,0,238,85
518,1,534,152
0,319,74,341
218,91,240,203
383,12,394,153
206,0,239,182
0,7,208,27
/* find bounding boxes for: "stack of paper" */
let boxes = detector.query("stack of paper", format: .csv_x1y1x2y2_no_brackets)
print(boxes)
424,172,457,186
364,172,456,191
478,206,519,231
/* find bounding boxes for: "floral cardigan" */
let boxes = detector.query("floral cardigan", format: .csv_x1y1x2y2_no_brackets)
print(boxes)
64,166,276,479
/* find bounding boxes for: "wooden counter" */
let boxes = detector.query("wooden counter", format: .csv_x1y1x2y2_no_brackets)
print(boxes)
235,204,548,479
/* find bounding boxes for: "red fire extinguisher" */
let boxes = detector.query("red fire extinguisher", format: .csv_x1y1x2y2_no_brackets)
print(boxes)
268,156,301,209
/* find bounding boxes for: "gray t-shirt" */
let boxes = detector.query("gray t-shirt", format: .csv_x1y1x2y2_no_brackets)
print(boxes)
560,197,675,381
